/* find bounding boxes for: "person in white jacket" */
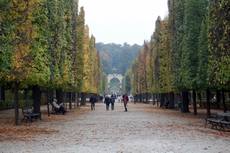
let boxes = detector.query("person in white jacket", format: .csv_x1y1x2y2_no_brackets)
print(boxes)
52,98,66,115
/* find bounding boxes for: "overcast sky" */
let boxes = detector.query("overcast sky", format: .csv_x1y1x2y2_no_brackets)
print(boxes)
79,0,168,45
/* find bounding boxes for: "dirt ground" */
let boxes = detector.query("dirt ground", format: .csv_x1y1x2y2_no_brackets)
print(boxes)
0,101,230,153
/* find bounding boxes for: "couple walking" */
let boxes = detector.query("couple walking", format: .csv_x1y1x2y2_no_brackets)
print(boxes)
104,94,115,110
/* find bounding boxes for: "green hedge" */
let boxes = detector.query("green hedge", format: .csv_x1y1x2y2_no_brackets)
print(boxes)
197,100,230,110
0,100,33,110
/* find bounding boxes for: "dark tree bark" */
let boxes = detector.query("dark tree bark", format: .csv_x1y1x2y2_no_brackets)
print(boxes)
156,94,159,106
181,91,189,113
24,88,28,101
32,85,41,113
197,93,201,107
222,89,227,113
145,93,149,104
216,90,220,109
160,93,165,107
77,92,80,107
193,90,197,115
56,89,64,104
49,89,54,101
175,93,181,106
0,86,5,100
206,89,211,118
139,94,142,102
152,94,156,105
81,92,86,105
168,92,174,109
14,83,20,126
47,88,50,116
69,92,72,110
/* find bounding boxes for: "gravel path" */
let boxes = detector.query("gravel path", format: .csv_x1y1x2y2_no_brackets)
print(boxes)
0,101,230,153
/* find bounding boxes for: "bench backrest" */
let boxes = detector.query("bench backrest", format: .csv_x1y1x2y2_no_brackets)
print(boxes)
22,106,33,114
217,112,230,117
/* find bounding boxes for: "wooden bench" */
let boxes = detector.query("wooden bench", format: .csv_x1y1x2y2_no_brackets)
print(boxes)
21,106,41,122
205,112,230,131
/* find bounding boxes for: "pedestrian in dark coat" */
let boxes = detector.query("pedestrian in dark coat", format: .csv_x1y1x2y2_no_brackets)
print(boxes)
90,94,98,110
110,94,115,110
104,95,111,111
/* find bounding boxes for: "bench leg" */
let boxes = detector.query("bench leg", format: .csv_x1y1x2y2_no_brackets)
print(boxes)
204,119,209,128
21,117,25,122
211,122,217,129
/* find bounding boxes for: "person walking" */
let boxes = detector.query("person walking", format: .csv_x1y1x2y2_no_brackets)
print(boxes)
89,94,98,110
122,93,129,112
104,95,111,111
110,94,115,110
134,94,138,104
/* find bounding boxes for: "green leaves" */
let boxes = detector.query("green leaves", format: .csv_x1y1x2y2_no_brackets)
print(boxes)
0,0,103,93
208,0,230,89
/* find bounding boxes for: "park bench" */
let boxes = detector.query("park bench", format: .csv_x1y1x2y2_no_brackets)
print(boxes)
205,112,230,131
21,106,41,122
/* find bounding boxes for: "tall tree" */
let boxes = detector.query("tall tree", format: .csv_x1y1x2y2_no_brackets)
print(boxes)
208,0,230,90
181,0,208,89
208,0,230,113
75,6,85,92
172,0,185,90
181,0,209,114
0,1,14,79
151,16,161,95
81,25,91,94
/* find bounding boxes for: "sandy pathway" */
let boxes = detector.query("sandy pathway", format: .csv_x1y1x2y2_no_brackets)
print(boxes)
0,102,230,153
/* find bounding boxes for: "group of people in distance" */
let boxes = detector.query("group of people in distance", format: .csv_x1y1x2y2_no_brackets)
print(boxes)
90,93,129,112
51,93,130,115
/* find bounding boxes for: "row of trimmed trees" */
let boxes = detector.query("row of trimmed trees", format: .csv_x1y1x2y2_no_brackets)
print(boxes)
0,0,104,125
125,0,230,115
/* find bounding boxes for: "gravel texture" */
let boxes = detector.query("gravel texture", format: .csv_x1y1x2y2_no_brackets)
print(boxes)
0,101,230,153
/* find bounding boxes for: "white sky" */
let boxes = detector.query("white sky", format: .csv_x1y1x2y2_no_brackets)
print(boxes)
79,0,168,45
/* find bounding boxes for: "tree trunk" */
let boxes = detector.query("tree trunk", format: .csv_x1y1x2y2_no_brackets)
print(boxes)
160,93,165,107
206,89,211,118
63,91,67,109
145,93,148,104
77,92,80,107
168,92,174,109
14,83,20,126
197,92,201,107
49,89,54,100
175,93,181,108
216,90,220,109
69,92,72,110
24,88,29,106
222,89,227,113
56,89,64,104
24,88,28,100
181,91,189,113
156,94,159,106
139,94,142,102
0,86,5,100
152,94,155,105
47,88,50,116
193,90,197,115
81,92,86,105
32,85,41,113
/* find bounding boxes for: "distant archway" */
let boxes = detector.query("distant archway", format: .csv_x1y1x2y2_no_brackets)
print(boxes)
107,74,123,94
109,78,120,88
